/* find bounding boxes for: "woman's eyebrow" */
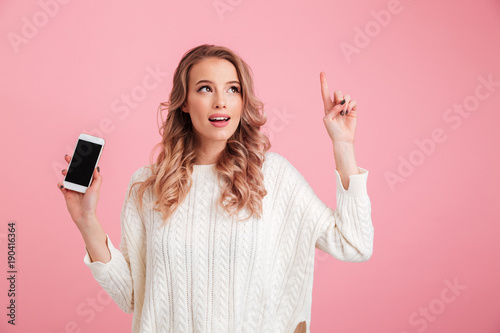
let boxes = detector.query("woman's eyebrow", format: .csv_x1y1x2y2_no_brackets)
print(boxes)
195,80,240,85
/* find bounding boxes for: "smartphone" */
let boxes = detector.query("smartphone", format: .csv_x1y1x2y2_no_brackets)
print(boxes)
63,133,105,193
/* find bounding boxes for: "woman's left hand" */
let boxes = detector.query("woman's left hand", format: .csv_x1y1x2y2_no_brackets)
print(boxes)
320,72,357,145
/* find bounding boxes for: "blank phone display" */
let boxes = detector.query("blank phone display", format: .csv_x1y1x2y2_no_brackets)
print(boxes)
65,139,102,186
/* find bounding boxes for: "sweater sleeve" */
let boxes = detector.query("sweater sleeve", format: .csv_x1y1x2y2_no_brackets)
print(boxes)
314,167,374,262
82,169,146,313
278,155,374,262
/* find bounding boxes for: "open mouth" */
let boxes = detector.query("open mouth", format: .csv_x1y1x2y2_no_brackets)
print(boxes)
208,117,230,122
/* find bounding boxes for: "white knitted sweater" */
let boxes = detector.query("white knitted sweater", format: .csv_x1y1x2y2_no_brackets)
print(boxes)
83,152,374,333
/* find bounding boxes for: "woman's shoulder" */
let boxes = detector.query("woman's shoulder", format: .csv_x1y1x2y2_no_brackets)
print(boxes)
263,151,282,170
129,164,154,183
263,151,287,165
263,151,300,178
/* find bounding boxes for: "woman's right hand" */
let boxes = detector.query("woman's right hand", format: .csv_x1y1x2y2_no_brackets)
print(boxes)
57,154,103,232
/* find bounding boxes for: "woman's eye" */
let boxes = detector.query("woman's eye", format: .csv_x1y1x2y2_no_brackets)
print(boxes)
198,86,211,92
198,86,240,93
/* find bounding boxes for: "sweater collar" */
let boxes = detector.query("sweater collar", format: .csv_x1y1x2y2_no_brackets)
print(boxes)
193,164,216,175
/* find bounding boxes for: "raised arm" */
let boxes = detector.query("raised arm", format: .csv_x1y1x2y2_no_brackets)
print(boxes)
277,154,374,262
83,168,147,313
312,71,373,261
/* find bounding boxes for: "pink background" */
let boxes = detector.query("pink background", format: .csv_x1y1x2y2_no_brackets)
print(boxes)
1,0,500,332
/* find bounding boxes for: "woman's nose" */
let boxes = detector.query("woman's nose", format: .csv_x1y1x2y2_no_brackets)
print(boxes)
214,95,227,109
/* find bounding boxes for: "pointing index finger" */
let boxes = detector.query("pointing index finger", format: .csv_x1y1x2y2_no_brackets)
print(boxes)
320,72,333,112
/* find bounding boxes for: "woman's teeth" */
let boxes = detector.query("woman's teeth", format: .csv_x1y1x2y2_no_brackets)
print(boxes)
209,117,229,121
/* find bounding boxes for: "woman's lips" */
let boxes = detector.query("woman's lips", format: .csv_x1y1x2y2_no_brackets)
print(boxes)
209,118,230,127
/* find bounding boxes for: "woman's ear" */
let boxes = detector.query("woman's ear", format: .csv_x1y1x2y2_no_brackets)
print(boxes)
181,102,188,113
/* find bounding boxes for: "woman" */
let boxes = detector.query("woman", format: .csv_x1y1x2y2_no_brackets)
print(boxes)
57,44,374,333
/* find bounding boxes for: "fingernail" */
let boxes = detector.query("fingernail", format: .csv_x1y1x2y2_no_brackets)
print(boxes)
59,185,63,189
97,166,100,173
340,99,345,105
346,110,349,115
340,110,344,116
65,154,68,157
62,169,66,172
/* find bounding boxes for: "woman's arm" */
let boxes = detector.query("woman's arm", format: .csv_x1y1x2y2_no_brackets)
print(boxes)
274,153,373,262
314,165,373,262
313,72,373,261
82,218,111,263
82,169,147,314
333,141,359,190
83,204,137,314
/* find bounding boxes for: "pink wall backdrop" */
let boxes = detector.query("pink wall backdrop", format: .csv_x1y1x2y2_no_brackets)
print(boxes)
1,0,500,332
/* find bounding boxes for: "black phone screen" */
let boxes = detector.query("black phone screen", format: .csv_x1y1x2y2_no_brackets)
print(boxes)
65,139,103,187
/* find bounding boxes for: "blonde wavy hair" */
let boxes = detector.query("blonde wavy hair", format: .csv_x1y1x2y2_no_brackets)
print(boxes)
129,44,271,226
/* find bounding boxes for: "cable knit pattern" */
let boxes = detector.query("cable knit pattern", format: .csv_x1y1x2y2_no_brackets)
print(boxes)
83,151,374,332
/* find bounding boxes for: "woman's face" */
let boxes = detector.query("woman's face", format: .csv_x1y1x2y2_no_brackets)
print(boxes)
182,57,243,151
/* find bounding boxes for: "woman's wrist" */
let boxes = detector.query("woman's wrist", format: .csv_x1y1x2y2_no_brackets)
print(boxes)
80,219,111,263
79,217,103,239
